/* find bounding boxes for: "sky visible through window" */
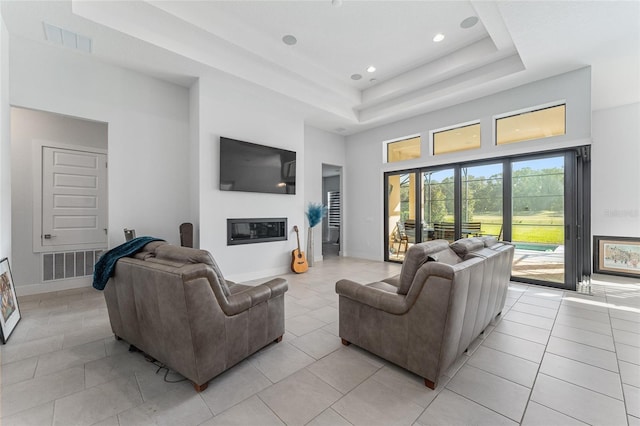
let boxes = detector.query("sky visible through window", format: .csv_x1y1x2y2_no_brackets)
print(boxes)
513,156,563,172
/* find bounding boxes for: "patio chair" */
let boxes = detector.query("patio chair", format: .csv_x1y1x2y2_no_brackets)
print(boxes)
394,222,409,256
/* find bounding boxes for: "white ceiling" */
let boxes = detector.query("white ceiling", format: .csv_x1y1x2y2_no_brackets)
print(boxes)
2,1,639,135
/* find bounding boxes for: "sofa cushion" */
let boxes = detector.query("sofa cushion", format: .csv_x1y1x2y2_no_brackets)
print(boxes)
429,248,463,265
132,251,155,260
144,240,168,252
397,240,457,295
479,236,498,247
450,238,484,257
155,245,214,265
131,241,168,260
381,274,400,288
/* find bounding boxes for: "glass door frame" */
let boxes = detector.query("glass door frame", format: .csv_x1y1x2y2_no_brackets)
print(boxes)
384,169,420,262
507,152,572,288
459,160,505,243
383,147,590,291
422,166,458,243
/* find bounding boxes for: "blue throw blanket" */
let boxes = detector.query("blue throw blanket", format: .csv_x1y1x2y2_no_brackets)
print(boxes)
92,236,164,290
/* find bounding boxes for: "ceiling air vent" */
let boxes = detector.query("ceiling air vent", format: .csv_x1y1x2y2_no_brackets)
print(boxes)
43,22,92,54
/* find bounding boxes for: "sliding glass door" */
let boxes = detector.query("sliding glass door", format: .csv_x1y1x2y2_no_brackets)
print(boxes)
384,148,589,290
510,156,565,284
386,172,416,261
462,163,503,240
422,169,455,242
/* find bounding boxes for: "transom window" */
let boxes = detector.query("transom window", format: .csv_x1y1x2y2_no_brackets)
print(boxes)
496,104,566,145
432,122,481,155
386,136,421,163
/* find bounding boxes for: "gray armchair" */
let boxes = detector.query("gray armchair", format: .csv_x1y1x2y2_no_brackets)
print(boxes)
103,242,288,391
336,237,513,389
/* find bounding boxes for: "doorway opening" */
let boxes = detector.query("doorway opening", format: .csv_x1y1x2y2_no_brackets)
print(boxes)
11,107,108,289
322,164,342,258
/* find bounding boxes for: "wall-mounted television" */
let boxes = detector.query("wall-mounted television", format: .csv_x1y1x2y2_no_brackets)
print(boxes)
219,137,296,194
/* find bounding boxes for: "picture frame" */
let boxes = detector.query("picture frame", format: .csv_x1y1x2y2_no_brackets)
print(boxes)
0,257,21,344
593,236,640,279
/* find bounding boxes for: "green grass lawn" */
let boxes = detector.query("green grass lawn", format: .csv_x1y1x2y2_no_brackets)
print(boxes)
441,211,564,244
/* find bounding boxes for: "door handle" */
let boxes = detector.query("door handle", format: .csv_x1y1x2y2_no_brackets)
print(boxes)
44,234,57,239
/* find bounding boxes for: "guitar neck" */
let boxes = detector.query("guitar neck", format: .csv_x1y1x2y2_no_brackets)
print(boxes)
296,229,302,252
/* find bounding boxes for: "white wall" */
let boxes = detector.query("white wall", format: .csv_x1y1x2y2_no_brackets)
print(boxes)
7,35,346,288
0,12,10,261
9,36,191,292
345,68,592,260
304,126,346,260
189,80,201,248
197,74,307,282
592,102,640,238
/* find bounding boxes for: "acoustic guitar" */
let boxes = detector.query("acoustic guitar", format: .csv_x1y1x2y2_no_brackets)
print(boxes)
291,225,309,274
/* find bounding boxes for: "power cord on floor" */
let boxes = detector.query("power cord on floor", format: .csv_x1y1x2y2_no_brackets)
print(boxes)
145,356,188,384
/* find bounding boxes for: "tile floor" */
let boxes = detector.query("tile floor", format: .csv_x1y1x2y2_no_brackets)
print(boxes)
1,256,639,425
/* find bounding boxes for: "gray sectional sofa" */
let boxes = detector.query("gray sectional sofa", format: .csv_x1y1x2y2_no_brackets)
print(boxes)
103,241,288,391
336,237,514,389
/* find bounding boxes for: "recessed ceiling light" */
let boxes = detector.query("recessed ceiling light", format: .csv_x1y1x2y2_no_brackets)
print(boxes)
460,16,479,29
433,33,445,43
351,74,362,80
331,0,343,6
335,127,347,133
367,66,376,73
369,78,377,84
282,34,297,45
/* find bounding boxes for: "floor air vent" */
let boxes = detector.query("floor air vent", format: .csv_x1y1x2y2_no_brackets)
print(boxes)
42,249,104,282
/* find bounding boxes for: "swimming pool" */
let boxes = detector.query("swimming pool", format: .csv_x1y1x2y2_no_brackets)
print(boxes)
514,242,559,252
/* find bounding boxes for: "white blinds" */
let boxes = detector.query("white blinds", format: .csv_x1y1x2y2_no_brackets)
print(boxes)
328,191,341,228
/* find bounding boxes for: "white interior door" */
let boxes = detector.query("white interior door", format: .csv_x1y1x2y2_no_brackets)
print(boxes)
42,147,108,247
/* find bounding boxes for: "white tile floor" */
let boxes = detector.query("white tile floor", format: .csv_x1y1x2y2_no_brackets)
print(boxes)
2,256,639,425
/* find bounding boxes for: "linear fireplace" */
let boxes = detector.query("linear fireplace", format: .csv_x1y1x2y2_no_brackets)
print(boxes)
227,218,288,245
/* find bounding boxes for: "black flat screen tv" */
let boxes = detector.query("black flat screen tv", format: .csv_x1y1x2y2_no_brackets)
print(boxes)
219,137,296,194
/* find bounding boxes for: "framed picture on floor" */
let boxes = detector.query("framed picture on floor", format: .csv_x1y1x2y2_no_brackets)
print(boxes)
593,236,640,278
0,257,20,344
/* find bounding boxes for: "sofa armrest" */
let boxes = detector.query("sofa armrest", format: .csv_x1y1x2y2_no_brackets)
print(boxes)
262,278,288,297
225,278,288,316
336,279,408,314
181,264,287,316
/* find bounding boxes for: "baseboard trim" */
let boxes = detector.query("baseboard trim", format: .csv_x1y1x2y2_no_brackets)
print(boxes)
345,251,380,261
225,265,292,283
16,277,91,296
